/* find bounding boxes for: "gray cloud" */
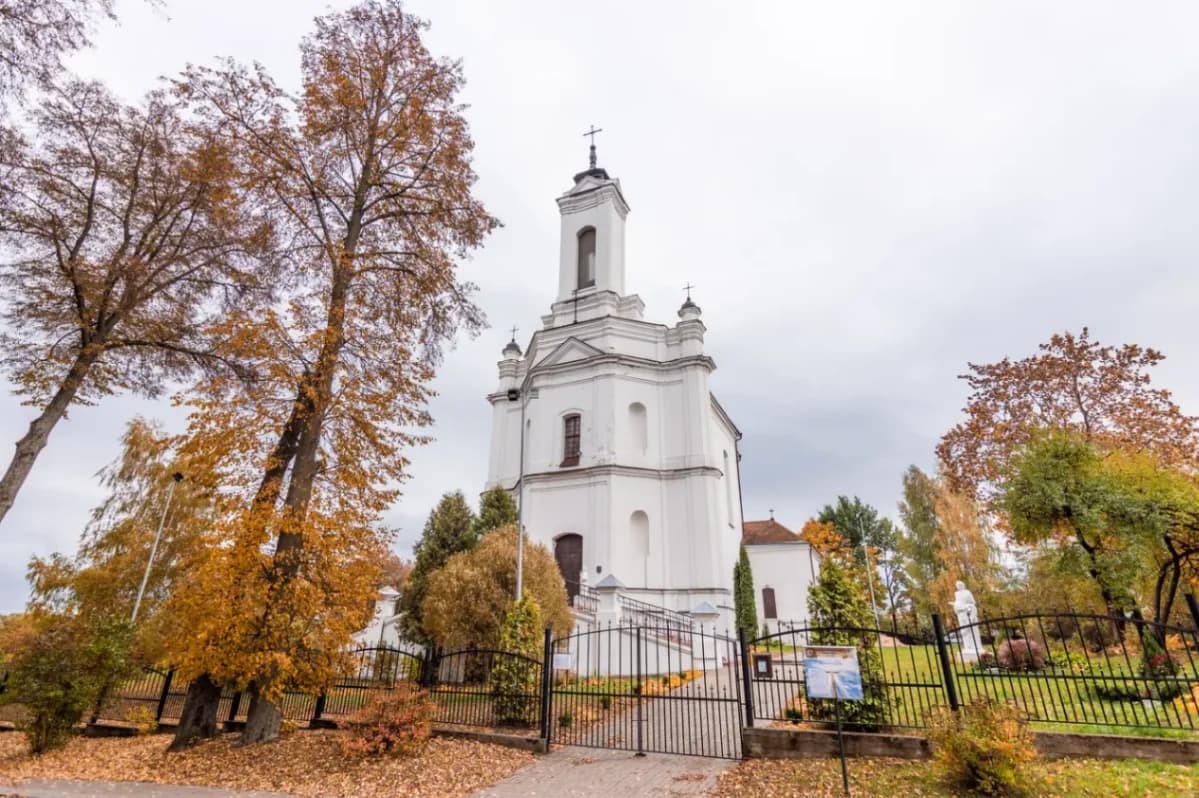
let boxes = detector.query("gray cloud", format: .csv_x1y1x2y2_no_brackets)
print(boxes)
3,0,1198,610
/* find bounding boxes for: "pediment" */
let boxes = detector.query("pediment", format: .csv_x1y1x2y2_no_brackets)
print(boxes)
535,337,605,368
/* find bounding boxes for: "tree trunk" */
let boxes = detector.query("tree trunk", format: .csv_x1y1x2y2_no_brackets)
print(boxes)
240,684,282,745
169,673,222,751
0,349,98,525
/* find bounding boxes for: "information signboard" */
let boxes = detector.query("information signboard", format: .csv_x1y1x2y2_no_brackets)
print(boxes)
803,645,863,701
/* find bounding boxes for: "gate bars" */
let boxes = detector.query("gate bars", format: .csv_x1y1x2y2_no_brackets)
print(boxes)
548,621,745,759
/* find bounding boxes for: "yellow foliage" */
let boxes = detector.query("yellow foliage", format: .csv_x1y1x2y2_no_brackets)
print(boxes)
799,519,845,556
421,526,572,651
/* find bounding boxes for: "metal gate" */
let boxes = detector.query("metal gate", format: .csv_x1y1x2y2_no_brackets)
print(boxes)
549,621,744,759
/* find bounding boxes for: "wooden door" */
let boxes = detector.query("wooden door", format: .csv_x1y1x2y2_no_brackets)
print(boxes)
555,534,583,602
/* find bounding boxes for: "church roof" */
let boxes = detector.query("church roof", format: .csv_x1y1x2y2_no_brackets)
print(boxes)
742,519,801,545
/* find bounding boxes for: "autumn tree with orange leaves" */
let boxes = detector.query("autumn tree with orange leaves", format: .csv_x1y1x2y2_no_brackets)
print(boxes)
937,329,1199,620
163,0,496,747
937,328,1199,507
0,80,268,526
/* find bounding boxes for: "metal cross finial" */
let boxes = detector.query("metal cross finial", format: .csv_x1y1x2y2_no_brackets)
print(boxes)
769,507,775,520
509,325,519,342
583,125,603,169
683,282,695,301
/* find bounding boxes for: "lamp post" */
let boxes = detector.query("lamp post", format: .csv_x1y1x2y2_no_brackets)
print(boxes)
509,385,537,600
131,471,183,624
856,515,882,630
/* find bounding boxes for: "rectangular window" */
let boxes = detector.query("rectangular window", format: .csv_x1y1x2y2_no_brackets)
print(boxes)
562,414,581,466
762,587,777,620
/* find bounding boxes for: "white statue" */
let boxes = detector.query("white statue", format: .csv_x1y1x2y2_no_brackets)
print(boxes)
952,580,984,663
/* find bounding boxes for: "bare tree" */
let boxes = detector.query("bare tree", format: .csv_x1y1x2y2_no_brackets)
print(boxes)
0,79,269,525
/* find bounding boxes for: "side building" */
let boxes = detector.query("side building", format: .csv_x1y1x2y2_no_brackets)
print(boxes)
742,518,821,634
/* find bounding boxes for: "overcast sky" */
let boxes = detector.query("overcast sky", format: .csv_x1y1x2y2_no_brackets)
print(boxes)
2,0,1198,612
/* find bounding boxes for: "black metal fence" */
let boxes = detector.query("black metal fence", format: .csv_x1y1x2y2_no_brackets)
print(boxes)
425,645,545,730
947,607,1199,732
745,601,1199,736
31,600,1199,757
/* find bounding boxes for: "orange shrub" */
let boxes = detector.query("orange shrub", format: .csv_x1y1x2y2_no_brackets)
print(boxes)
339,684,437,758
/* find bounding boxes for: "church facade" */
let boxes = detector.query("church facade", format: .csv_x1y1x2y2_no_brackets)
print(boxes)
484,153,743,625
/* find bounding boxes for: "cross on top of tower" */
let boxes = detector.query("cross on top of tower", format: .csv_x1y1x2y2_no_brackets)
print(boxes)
583,125,603,169
509,325,519,342
683,282,695,301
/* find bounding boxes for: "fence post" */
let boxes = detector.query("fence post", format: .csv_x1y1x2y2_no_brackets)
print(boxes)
155,668,175,723
931,613,960,712
738,627,755,728
539,627,553,744
634,626,645,756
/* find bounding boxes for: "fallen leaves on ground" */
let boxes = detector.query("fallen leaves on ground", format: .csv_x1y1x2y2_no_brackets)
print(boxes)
714,756,1199,797
0,730,533,797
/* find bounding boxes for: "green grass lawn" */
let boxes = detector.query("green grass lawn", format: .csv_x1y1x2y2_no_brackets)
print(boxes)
871,644,1199,737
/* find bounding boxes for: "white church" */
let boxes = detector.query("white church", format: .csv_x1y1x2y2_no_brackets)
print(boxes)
481,143,820,633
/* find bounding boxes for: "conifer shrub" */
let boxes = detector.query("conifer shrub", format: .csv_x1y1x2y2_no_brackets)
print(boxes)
927,698,1038,797
806,555,890,729
339,683,436,757
488,593,543,726
733,545,758,636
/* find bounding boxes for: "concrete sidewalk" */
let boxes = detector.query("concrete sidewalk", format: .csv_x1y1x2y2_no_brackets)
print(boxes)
1,781,294,798
469,746,730,797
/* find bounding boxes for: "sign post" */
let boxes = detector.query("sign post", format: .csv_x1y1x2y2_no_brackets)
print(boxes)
803,646,863,797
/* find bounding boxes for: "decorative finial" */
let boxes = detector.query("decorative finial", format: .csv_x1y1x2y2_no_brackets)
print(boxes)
683,282,695,302
509,325,519,343
583,125,603,169
769,507,775,520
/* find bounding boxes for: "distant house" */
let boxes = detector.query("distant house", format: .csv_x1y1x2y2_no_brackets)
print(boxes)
742,518,821,634
354,586,406,649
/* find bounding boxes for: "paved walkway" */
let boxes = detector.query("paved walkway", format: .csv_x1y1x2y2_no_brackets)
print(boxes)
2,781,292,798
469,746,730,797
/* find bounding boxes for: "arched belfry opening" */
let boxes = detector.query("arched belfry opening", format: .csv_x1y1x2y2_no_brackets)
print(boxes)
577,227,596,289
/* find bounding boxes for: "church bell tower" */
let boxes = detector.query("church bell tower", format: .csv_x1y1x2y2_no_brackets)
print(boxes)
485,132,744,627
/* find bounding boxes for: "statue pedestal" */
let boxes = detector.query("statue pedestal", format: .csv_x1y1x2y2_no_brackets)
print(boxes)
954,608,983,664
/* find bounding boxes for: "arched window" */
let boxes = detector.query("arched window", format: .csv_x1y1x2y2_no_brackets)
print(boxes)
630,511,649,558
762,587,778,620
629,402,647,454
561,414,581,466
577,227,596,289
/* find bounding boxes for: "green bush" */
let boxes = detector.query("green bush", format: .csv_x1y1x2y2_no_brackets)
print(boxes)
1,613,133,754
806,555,890,729
488,593,543,726
557,709,573,728
928,698,1038,797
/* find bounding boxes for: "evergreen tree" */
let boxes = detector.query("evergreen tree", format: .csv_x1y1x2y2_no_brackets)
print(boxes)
489,591,543,725
399,491,478,642
818,496,896,565
733,545,758,636
473,488,518,536
807,555,890,728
